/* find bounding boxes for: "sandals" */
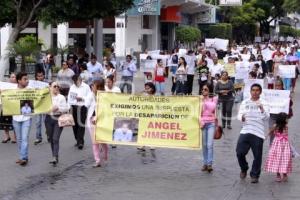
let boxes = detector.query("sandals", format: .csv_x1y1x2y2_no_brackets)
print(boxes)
2,138,11,143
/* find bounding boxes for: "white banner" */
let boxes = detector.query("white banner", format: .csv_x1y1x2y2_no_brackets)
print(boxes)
243,79,264,100
262,89,290,114
205,39,215,48
0,82,17,90
278,65,296,78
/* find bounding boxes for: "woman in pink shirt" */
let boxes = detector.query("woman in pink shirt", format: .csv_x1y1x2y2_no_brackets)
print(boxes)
200,83,218,173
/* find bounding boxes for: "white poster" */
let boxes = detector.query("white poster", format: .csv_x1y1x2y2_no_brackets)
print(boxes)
148,50,160,56
143,60,157,73
219,0,242,6
28,80,49,89
243,79,264,100
205,39,215,48
214,38,229,51
178,49,187,56
278,65,296,78
235,62,249,80
262,89,290,114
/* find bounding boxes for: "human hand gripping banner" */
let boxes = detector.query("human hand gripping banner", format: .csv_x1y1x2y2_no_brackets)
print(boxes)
95,93,202,149
1,88,52,115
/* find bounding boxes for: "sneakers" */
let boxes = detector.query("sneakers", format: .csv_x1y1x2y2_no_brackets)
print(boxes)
34,139,42,145
49,157,58,166
201,165,208,171
250,177,259,184
92,162,101,168
207,165,213,173
240,171,247,179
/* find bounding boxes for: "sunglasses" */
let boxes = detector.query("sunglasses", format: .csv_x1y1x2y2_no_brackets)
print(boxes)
53,85,59,88
202,88,209,91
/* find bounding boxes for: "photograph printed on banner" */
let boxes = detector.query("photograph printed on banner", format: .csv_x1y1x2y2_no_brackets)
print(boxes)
20,100,34,115
112,118,139,143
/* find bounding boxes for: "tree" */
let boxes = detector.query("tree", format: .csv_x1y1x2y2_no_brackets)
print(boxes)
0,0,134,80
8,35,42,72
176,26,201,48
219,0,285,38
283,0,300,13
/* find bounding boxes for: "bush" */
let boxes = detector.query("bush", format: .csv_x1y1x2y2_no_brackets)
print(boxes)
280,25,300,37
207,23,232,39
175,26,201,43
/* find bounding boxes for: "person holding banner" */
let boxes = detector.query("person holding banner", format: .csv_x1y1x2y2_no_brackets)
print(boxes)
236,84,270,183
268,79,293,145
13,72,32,166
154,59,166,96
272,48,285,77
68,75,91,150
175,57,188,95
215,71,235,129
200,83,218,173
1,73,17,143
45,82,69,166
86,79,108,167
33,70,46,145
120,55,137,94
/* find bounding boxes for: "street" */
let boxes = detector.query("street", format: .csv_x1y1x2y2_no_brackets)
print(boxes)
0,73,299,200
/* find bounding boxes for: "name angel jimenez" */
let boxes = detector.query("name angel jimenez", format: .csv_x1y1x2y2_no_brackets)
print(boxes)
141,122,187,140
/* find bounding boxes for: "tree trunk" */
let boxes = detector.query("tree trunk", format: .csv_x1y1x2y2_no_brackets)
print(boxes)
21,56,26,72
0,28,20,81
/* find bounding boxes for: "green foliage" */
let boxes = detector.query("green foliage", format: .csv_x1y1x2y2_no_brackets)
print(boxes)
283,0,300,13
175,26,201,43
9,35,41,57
39,0,134,24
280,25,300,37
207,23,232,39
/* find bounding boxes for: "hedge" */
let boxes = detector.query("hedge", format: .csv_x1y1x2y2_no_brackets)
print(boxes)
175,26,201,43
280,25,300,37
207,23,232,39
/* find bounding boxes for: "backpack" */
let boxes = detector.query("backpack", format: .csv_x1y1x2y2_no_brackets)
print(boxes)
172,54,178,64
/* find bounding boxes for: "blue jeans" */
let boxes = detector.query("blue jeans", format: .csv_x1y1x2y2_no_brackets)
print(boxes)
283,78,291,90
35,114,45,140
202,123,215,165
13,119,32,160
120,76,133,94
155,82,165,95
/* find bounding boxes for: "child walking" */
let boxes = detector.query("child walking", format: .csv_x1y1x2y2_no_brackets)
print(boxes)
264,112,292,182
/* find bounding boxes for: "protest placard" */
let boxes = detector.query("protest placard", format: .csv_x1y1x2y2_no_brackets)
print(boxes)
235,62,249,80
205,38,215,48
278,65,296,78
147,50,160,56
262,89,290,114
243,79,264,100
28,80,49,89
143,60,157,73
178,49,187,56
224,63,236,77
95,93,201,149
214,38,229,51
0,88,52,115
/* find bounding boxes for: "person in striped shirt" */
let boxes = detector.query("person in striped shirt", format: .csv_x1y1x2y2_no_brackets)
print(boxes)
236,83,270,184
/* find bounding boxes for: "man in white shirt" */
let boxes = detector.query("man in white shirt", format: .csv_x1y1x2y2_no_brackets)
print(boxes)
120,55,137,94
68,75,91,149
13,72,32,166
236,84,269,184
209,57,224,78
185,50,197,95
113,123,133,142
87,55,104,83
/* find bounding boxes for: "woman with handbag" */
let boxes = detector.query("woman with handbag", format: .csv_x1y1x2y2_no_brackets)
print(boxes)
45,82,69,166
200,83,218,173
86,79,107,167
